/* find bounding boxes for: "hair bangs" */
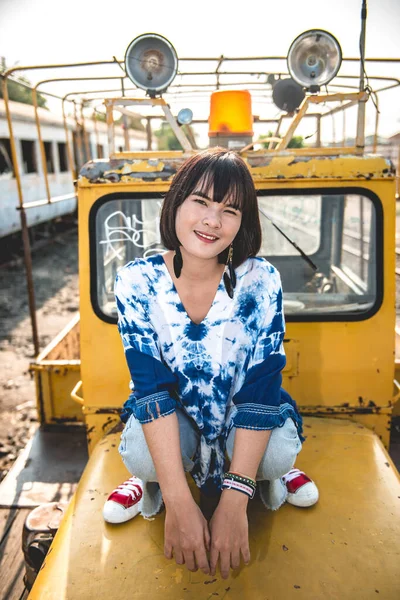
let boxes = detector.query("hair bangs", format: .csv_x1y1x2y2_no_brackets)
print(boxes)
193,156,247,212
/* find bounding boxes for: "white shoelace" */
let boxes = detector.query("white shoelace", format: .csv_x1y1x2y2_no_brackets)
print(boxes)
113,477,142,500
282,468,305,484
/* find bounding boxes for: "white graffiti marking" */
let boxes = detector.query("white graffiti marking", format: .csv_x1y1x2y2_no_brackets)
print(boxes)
99,209,164,260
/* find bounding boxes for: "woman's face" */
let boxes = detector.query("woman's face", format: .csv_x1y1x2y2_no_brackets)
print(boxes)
175,182,242,261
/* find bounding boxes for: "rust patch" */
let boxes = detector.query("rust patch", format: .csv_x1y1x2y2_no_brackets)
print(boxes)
101,416,115,431
79,158,183,184
94,407,121,415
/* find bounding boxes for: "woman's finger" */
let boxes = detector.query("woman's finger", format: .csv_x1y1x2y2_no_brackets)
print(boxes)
164,544,172,560
241,545,251,565
209,546,219,577
174,549,185,565
183,550,197,572
195,547,210,575
204,526,211,552
231,550,241,571
220,550,231,580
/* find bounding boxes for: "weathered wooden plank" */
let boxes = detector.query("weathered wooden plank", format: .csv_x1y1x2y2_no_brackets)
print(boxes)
18,588,29,600
0,509,30,600
0,508,18,545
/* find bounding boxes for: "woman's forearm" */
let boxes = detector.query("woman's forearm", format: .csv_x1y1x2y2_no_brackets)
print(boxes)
142,411,192,506
230,427,272,480
219,427,272,508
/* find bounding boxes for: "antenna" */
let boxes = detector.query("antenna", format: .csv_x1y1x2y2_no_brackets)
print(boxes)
356,0,368,148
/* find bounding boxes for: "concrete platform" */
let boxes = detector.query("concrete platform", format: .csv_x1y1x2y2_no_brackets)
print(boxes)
0,426,88,508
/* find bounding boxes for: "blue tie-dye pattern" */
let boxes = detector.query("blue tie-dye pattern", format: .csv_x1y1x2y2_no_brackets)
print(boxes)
115,254,303,494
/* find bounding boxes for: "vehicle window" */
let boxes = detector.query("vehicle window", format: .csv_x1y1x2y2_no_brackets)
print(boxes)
44,141,55,173
257,192,379,317
57,142,68,172
0,138,14,177
94,197,165,317
20,139,37,173
92,191,380,321
258,195,321,256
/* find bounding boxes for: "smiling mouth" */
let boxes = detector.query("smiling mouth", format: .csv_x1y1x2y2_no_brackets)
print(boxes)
194,230,220,242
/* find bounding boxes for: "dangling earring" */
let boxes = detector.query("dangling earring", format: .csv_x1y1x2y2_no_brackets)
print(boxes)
173,246,183,278
223,245,236,298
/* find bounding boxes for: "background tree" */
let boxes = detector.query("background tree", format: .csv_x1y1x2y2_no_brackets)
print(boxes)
0,57,47,108
93,110,145,132
154,122,197,150
259,130,304,149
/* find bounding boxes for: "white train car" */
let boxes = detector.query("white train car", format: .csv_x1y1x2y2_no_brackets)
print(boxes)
0,100,147,239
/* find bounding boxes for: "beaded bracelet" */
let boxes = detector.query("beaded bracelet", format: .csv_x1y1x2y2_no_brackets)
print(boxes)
228,471,256,486
221,471,257,499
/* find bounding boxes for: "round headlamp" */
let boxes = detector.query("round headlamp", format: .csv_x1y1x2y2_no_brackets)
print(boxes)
287,29,342,89
177,108,193,126
124,33,178,95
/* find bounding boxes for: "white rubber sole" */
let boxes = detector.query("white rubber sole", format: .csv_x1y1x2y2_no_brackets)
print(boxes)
286,481,319,507
103,499,142,524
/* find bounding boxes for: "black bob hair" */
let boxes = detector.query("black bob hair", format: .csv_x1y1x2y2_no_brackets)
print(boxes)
159,148,262,267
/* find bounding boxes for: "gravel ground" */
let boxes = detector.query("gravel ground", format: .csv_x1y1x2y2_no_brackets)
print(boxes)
0,230,79,482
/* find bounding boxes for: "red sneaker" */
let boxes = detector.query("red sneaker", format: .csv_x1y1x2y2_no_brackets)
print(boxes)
103,476,143,523
282,469,319,507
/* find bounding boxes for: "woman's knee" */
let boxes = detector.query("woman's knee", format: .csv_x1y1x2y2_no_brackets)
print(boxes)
118,409,199,480
118,416,158,481
257,418,302,481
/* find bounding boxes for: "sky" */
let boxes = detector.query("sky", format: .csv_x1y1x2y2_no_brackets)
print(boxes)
0,0,399,144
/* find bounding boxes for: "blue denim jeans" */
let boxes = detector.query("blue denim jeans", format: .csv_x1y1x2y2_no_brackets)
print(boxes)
119,408,302,518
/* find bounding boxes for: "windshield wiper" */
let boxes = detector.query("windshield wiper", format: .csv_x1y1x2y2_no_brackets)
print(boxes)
258,207,318,272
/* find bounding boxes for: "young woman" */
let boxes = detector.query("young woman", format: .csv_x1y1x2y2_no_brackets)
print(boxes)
104,148,318,579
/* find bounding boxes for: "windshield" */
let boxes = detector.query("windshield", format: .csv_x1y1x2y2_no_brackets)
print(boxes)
91,190,380,321
257,191,379,317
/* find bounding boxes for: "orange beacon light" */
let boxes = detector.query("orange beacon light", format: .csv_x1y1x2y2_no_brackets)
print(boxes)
208,90,253,149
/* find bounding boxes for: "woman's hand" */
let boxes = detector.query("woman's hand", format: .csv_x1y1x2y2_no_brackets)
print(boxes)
164,495,211,575
209,490,250,579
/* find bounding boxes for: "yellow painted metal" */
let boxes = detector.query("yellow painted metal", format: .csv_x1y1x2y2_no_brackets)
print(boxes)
70,380,84,406
62,99,77,182
1,75,25,209
2,74,40,354
104,97,168,108
250,146,364,156
80,103,91,162
30,314,83,424
76,159,396,452
106,103,115,155
247,154,390,179
28,417,400,600
73,101,84,168
110,150,185,160
32,87,51,204
78,154,392,189
393,373,400,417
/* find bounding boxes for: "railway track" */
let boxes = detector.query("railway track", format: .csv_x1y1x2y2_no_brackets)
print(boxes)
0,218,77,270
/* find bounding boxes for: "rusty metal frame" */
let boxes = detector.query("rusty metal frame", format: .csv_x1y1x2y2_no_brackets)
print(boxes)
1,60,123,355
103,97,193,154
276,91,369,151
1,54,399,355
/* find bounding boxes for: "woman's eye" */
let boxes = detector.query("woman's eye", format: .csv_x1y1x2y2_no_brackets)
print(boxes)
194,198,207,206
225,209,238,215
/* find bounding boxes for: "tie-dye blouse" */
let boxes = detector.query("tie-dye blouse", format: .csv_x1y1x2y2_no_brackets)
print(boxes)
115,254,302,494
